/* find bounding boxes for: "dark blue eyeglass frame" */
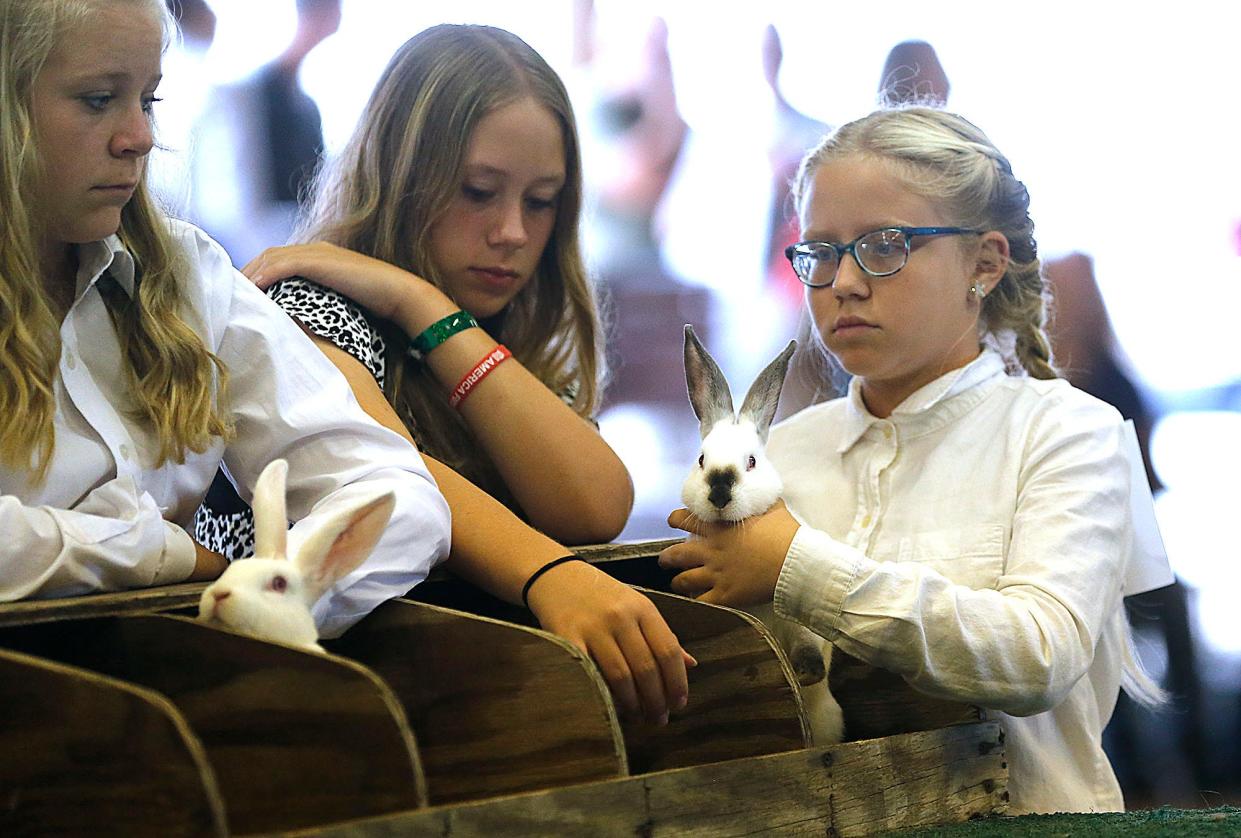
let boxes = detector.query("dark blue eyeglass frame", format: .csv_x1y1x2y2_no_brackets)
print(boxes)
784,226,981,287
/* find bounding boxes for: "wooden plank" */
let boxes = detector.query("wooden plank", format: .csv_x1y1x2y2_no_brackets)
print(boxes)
326,599,627,804
0,615,426,834
0,583,204,627
829,722,1009,836
621,589,808,774
283,722,1008,837
829,650,984,742
0,647,228,838
572,539,684,564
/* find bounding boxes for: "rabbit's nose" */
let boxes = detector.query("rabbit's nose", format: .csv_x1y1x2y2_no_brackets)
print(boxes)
707,467,738,508
212,590,231,602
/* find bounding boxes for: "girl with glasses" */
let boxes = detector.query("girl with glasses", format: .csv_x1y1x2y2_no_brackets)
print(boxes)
0,0,450,637
660,106,1172,812
197,24,691,723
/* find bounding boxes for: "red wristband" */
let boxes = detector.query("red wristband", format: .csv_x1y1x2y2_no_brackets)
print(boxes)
448,344,511,409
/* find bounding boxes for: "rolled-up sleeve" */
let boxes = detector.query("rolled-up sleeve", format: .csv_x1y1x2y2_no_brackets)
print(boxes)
0,477,198,601
206,253,450,637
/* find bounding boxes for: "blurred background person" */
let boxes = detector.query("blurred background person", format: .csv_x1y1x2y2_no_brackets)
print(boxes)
878,39,950,106
1045,252,1206,806
192,0,341,264
148,0,217,214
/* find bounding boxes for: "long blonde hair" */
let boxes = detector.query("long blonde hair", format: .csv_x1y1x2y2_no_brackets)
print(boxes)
297,24,603,502
0,0,232,480
793,106,1057,381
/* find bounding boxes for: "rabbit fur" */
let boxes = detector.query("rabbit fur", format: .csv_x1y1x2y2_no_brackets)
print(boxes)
197,459,395,653
681,325,844,745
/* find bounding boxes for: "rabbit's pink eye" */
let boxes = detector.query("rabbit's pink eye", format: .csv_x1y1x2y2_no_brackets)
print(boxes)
746,455,756,471
269,574,289,593
697,454,704,468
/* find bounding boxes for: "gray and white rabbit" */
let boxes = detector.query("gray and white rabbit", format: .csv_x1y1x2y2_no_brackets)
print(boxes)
681,325,843,745
197,459,395,653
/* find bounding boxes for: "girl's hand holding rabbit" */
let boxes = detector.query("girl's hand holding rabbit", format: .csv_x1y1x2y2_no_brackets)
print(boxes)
524,559,692,724
660,501,799,608
244,243,456,335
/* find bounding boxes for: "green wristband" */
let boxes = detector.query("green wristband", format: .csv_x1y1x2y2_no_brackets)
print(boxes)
407,310,479,361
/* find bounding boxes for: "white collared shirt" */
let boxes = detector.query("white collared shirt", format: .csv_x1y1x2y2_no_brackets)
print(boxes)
770,349,1170,814
0,220,450,636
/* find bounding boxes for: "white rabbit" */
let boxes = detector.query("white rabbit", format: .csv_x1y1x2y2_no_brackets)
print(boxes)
680,324,844,746
197,459,395,653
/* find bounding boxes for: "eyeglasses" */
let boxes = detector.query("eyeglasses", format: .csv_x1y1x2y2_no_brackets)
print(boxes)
784,226,981,287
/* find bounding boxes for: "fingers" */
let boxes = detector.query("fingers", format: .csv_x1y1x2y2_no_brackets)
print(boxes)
574,592,695,725
667,507,708,534
657,541,704,572
612,620,671,724
242,243,327,288
669,567,713,599
638,608,690,713
585,636,644,722
241,247,292,288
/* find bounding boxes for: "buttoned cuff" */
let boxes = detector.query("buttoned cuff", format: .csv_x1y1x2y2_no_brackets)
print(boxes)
157,522,199,585
773,525,859,642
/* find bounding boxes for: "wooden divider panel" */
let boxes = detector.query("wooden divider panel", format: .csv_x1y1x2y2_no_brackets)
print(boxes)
327,599,626,804
0,647,227,838
409,573,808,775
618,590,808,774
829,649,984,742
0,615,425,834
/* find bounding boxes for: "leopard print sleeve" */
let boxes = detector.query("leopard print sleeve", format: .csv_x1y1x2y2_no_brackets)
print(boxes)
268,277,387,387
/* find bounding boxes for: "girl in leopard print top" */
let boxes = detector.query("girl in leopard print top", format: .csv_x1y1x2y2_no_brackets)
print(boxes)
197,24,691,725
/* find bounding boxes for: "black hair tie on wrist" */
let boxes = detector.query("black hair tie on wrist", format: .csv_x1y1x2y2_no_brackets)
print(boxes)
521,555,584,609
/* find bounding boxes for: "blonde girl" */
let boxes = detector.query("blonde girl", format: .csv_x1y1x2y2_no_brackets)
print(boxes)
660,107,1172,812
0,0,450,638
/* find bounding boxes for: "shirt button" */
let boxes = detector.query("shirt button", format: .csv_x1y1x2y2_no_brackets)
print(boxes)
861,514,873,528
882,427,893,440
119,444,131,460
65,352,77,370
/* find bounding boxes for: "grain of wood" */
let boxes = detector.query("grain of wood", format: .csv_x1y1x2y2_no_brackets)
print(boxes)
0,647,227,838
0,615,425,834
327,599,626,804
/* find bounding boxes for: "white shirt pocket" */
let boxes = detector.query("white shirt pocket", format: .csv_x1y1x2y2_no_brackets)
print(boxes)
897,524,1008,589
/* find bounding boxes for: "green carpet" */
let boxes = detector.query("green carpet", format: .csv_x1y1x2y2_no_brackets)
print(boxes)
886,806,1241,836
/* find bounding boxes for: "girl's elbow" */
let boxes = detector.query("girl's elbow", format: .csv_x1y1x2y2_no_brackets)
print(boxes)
991,659,1086,717
534,492,632,545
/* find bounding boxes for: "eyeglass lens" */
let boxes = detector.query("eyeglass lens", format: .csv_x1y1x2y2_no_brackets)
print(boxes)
794,229,910,285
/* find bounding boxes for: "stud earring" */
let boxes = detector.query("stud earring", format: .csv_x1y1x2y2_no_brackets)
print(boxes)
970,281,986,299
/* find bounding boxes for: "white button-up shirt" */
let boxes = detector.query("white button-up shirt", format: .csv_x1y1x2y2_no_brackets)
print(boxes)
770,349,1170,814
0,220,450,636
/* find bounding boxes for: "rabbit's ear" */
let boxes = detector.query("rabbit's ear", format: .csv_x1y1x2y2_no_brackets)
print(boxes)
294,490,396,604
739,339,797,441
684,324,735,438
251,459,289,560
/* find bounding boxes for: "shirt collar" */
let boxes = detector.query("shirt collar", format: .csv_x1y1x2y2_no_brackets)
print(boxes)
75,235,136,300
836,348,1008,453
